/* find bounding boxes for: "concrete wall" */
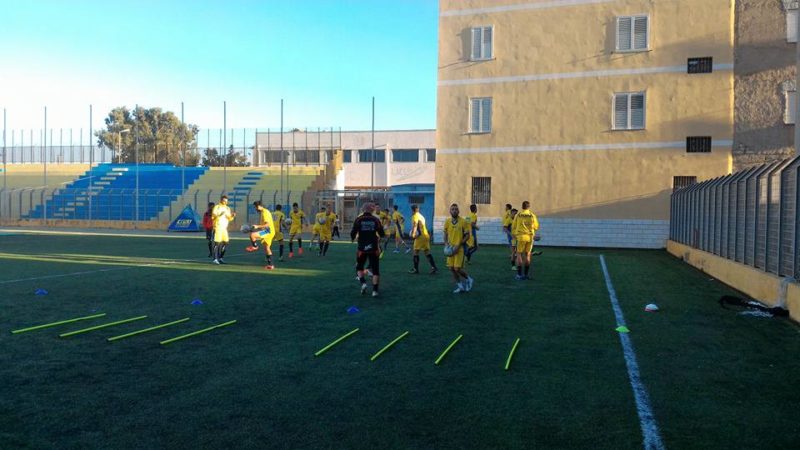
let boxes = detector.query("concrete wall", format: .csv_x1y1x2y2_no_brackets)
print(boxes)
733,0,797,170
436,0,734,248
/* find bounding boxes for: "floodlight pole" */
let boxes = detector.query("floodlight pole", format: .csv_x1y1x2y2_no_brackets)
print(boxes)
43,107,47,222
181,101,185,190
371,96,375,188
280,99,284,202
223,101,227,193
88,105,93,223
2,108,6,192
135,104,139,229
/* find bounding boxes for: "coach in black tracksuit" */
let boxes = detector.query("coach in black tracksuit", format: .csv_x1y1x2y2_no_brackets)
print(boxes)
351,203,385,297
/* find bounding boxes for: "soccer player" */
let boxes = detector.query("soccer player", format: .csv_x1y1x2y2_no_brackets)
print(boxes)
351,203,385,297
391,205,411,254
311,207,325,251
502,203,513,247
465,204,479,263
443,203,473,293
212,195,236,265
247,200,277,269
512,201,539,280
318,206,335,256
272,204,287,261
408,204,438,274
288,203,306,258
380,208,392,252
203,202,214,257
509,208,519,270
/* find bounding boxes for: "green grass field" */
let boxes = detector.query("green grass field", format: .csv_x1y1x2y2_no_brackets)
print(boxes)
0,230,799,449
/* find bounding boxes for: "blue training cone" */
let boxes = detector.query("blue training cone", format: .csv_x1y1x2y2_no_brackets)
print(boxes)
347,306,360,314
34,288,48,296
191,299,204,306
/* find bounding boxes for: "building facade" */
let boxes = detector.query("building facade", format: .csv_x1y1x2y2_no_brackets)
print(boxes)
436,0,735,248
733,0,797,170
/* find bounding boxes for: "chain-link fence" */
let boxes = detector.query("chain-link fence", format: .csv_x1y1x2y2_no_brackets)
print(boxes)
671,156,800,279
0,187,308,230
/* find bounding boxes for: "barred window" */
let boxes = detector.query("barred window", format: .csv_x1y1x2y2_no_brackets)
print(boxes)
688,57,713,74
471,177,492,205
686,137,712,153
343,150,352,163
673,176,697,191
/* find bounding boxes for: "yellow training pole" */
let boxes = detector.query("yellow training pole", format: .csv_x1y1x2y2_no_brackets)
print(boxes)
160,320,237,346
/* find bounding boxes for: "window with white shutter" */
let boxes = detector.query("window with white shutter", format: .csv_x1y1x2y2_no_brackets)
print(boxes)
613,92,646,130
616,15,649,51
469,97,492,133
788,9,798,43
470,26,493,60
785,90,797,125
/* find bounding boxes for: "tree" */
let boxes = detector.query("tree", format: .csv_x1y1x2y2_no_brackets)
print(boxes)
201,146,250,167
95,106,200,166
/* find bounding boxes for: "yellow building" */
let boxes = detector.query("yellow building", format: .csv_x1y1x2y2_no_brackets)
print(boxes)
436,0,734,248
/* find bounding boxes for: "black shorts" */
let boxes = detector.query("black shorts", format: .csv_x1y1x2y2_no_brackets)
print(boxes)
205,229,213,241
356,250,380,276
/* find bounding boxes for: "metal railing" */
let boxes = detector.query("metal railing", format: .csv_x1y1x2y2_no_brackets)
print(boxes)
670,156,800,279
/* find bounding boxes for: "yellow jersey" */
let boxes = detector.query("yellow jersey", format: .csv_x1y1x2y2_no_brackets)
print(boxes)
212,204,233,230
259,208,275,233
512,209,539,242
325,212,337,231
411,212,429,238
469,212,478,230
502,210,512,227
273,210,285,231
392,211,405,232
290,210,305,224
314,212,327,227
443,216,468,247
380,212,391,228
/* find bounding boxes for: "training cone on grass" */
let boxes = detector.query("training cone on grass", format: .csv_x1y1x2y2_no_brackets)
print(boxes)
645,303,659,312
34,288,48,296
347,306,360,314
615,326,630,333
191,299,203,306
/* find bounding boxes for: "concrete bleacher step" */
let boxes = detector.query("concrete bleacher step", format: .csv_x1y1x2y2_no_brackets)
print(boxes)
111,168,129,172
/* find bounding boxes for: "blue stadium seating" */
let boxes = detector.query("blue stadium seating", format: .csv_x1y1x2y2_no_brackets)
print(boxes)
26,164,208,221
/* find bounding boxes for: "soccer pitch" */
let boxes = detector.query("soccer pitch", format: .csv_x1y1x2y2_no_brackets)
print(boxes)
1,230,799,449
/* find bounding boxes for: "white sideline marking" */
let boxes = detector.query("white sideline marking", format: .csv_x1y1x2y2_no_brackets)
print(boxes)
0,254,244,285
599,255,665,450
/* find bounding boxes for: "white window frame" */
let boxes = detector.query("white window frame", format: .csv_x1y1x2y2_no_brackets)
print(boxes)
788,8,799,43
612,92,647,131
470,26,494,61
785,90,797,125
469,97,492,134
615,15,650,52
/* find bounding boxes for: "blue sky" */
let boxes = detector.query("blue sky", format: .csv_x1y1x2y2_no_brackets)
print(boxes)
0,0,439,145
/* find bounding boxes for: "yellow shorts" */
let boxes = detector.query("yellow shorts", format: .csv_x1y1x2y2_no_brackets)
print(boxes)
517,239,533,254
312,224,321,235
213,228,229,243
320,230,332,241
413,235,430,252
260,233,275,247
274,231,284,241
446,246,465,269
290,225,302,235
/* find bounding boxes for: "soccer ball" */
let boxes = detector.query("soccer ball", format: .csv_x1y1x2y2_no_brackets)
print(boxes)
443,245,455,256
240,224,253,233
284,218,292,226
318,216,326,225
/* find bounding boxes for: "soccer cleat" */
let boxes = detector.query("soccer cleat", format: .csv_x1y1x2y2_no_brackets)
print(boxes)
404,248,411,254
511,265,517,271
264,265,275,270
532,251,543,256
408,268,419,274
465,277,474,292
430,267,438,275
245,246,258,252
288,252,294,258
515,274,525,281
393,249,400,254
218,259,226,264
212,259,220,265
360,283,368,295
298,248,304,255
452,284,465,294
371,291,379,298
279,256,284,262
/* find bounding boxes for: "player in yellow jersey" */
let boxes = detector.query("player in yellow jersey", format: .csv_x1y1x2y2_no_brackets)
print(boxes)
245,200,277,269
379,207,392,252
288,202,306,258
391,205,411,254
509,208,519,270
502,203,513,248
211,195,236,265
311,207,324,251
512,200,539,280
272,204,287,261
464,204,480,264
408,204,438,274
443,203,473,293
320,207,336,256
